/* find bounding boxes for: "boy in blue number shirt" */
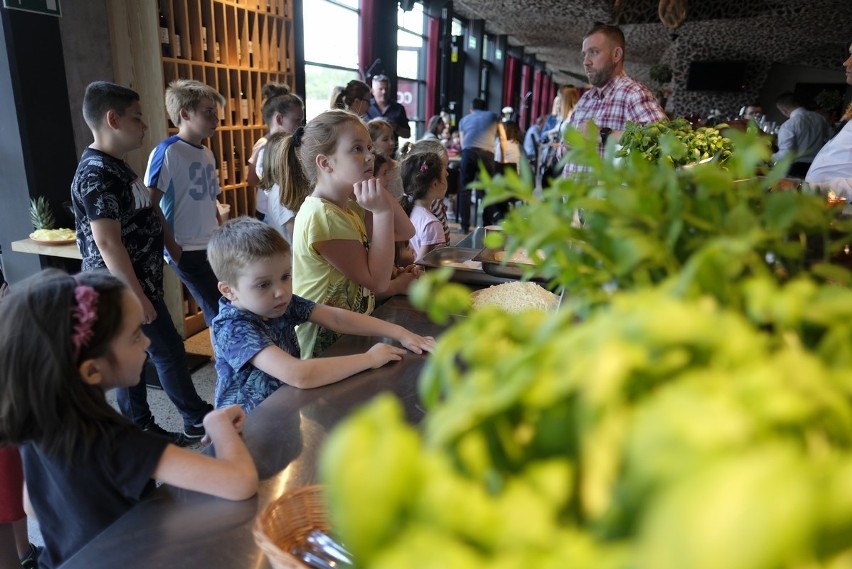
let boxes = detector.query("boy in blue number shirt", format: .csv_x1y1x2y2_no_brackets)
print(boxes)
145,79,225,326
207,217,435,412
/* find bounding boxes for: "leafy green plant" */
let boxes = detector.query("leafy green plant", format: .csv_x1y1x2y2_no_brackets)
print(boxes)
324,277,852,568
616,118,733,166
483,125,851,313
319,122,852,568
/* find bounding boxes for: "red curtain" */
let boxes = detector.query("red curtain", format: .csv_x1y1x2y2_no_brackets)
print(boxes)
503,55,518,111
519,63,532,128
531,67,542,125
359,0,375,79
425,14,440,116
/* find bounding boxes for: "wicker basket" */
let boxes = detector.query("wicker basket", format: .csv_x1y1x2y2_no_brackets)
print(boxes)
253,485,330,569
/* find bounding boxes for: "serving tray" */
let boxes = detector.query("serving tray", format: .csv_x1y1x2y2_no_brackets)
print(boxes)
417,247,512,286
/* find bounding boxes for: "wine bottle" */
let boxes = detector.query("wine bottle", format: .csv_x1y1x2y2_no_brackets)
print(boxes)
248,40,254,67
215,41,221,63
202,26,208,54
233,147,243,184
174,23,183,58
222,159,229,183
240,91,249,125
159,10,171,57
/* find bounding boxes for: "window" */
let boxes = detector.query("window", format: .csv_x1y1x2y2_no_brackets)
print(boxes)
396,1,427,143
303,0,360,120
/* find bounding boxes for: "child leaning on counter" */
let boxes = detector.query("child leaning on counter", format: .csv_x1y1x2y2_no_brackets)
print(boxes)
0,270,258,569
207,217,435,412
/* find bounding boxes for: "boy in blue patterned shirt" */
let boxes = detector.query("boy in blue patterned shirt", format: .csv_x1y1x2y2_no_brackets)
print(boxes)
207,217,434,411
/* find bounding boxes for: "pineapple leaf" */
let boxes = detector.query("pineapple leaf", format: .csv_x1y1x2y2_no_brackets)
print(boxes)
29,197,56,230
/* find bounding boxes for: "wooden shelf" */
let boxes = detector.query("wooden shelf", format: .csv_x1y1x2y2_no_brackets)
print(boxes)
159,0,295,221
108,0,295,336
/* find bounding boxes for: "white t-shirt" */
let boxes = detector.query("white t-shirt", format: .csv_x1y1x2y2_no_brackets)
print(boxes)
145,135,220,251
255,147,296,242
409,204,446,261
806,121,852,198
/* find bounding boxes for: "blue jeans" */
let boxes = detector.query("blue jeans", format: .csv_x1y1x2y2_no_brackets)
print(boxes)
458,147,496,232
169,249,221,327
116,296,211,428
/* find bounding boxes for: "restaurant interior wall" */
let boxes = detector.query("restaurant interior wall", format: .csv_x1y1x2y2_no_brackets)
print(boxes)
760,62,851,124
0,7,81,283
461,18,484,111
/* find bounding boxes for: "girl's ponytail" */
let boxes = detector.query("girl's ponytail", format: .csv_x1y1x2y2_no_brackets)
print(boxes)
262,130,311,212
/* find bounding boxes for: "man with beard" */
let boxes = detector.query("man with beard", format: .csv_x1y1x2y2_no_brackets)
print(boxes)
805,41,852,198
564,23,666,173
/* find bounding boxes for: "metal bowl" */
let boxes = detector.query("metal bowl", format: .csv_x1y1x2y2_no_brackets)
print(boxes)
417,247,512,286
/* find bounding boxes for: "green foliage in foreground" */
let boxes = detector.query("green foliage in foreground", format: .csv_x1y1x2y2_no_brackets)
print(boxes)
324,280,852,568
481,126,851,314
319,125,852,568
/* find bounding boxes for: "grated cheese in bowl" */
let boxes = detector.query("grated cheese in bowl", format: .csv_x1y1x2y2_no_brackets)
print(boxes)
470,282,560,313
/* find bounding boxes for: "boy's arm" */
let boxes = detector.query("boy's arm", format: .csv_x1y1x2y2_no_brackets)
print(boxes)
90,218,156,322
251,340,406,389
310,304,435,354
148,187,182,263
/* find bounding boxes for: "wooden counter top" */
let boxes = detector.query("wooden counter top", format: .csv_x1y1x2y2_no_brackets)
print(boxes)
11,238,81,260
60,296,445,568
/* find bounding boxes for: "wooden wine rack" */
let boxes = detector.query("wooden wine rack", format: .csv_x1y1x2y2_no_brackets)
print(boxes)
158,0,295,220
107,0,296,337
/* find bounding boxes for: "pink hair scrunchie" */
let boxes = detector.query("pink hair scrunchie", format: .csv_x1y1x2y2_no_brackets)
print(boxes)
71,285,99,355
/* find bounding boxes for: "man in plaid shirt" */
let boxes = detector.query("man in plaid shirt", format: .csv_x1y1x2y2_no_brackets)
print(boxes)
564,23,666,174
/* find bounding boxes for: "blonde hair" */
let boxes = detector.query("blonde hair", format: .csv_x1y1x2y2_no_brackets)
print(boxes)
208,217,290,285
367,118,393,142
299,110,366,186
557,85,579,122
406,139,448,161
165,79,225,126
263,110,366,211
261,130,310,212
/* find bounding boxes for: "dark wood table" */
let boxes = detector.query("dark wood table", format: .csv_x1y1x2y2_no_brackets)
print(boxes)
61,296,445,568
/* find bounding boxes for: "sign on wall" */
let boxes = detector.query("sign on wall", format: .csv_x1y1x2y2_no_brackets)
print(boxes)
397,79,418,120
2,0,61,17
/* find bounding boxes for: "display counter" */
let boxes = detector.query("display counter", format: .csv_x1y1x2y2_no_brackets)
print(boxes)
61,296,445,568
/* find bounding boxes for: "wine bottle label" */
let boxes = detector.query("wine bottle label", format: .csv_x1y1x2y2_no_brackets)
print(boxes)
237,41,242,62
160,27,169,45
175,34,182,57
241,97,249,123
202,27,208,51
215,42,221,62
222,161,229,181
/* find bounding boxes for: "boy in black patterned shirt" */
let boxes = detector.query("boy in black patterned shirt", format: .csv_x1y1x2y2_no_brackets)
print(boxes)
70,81,212,445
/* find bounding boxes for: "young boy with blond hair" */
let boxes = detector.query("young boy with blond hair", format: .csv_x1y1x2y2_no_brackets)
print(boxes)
145,79,226,326
71,81,213,444
207,217,435,412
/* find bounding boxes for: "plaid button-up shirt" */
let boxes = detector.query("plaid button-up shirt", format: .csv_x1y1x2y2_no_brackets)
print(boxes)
564,73,666,173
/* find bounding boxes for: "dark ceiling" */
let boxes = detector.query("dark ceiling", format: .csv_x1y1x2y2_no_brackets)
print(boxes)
450,0,852,86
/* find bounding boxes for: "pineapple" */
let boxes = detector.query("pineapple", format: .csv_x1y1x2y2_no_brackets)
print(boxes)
29,197,55,231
